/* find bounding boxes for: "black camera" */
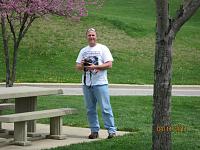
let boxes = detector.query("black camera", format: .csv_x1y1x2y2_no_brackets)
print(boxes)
83,56,98,66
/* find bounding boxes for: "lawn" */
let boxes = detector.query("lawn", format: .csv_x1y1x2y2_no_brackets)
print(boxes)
0,0,199,84
2,96,200,149
34,96,199,149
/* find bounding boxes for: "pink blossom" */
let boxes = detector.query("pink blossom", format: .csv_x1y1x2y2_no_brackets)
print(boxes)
0,0,103,19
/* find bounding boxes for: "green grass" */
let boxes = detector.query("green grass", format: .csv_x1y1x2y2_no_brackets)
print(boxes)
44,96,200,150
0,0,200,84
3,96,200,149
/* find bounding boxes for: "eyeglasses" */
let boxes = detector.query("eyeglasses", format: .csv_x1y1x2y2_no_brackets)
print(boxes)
87,28,96,33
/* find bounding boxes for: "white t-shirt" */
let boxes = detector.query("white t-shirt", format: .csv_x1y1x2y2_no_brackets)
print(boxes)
76,43,113,86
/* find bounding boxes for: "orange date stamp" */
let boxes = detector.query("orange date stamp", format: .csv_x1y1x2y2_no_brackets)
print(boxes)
156,125,187,132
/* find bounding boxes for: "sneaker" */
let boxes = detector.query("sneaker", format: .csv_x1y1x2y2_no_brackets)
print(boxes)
107,133,116,139
88,132,99,139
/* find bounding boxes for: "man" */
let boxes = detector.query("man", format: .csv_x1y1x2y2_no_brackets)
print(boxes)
76,28,116,139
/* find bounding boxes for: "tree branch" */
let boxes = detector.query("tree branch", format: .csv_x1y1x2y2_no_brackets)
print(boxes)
17,13,29,44
170,0,200,37
11,14,36,84
20,15,36,41
7,15,17,44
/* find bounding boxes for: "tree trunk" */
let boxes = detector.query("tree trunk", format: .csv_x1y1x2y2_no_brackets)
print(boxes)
8,14,35,87
152,38,173,150
152,0,172,149
1,16,11,87
153,1,200,148
10,42,20,87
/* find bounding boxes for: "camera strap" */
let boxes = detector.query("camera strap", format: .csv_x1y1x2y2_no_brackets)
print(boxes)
83,71,87,85
83,70,92,87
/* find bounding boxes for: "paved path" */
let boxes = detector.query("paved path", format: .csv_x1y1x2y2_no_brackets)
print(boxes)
3,83,200,96
0,123,127,150
61,86,200,96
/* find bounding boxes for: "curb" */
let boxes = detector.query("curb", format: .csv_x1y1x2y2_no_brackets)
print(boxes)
1,83,200,89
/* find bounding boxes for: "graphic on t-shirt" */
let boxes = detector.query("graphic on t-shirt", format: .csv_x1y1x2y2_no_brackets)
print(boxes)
84,56,99,66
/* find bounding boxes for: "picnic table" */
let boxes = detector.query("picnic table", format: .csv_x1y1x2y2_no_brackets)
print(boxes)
0,86,63,133
0,86,77,146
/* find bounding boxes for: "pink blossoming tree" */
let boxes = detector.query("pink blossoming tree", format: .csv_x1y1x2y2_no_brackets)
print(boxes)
0,0,103,87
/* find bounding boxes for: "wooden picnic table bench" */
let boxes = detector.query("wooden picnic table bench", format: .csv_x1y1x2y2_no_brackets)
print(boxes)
0,108,77,146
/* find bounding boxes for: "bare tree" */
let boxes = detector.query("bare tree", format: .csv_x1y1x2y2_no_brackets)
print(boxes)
153,0,200,149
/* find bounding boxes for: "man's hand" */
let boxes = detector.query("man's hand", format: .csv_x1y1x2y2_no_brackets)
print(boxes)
86,64,95,70
76,60,85,71
86,61,112,71
76,61,112,72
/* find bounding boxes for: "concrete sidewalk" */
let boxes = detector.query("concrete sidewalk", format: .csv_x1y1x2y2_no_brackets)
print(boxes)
1,83,199,96
0,123,128,150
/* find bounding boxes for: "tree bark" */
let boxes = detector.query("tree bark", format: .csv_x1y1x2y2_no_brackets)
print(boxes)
153,0,172,149
1,16,11,87
152,35,173,149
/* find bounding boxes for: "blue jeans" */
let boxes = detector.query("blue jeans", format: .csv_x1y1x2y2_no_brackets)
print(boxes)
83,85,116,134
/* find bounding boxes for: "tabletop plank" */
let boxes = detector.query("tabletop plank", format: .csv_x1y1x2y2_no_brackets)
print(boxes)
0,86,63,99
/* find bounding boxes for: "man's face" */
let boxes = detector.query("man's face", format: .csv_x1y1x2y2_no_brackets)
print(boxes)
87,31,97,47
